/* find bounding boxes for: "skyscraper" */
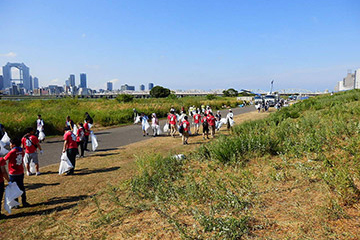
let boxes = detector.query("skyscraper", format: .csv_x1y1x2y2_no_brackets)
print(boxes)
80,73,87,89
69,74,75,87
140,84,145,91
148,83,154,90
33,77,39,89
29,76,33,90
107,81,113,91
0,75,3,90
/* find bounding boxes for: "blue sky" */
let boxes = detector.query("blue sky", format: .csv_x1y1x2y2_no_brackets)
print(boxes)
0,0,359,91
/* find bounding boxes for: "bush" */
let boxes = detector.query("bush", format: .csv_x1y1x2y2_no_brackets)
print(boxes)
150,86,171,98
116,94,134,103
206,94,217,100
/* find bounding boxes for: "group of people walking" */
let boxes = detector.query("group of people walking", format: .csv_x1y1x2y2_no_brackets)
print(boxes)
0,112,94,218
135,106,235,145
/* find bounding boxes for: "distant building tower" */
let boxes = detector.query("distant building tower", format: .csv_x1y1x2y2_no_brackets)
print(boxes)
121,84,135,91
33,77,39,89
65,80,70,87
2,62,31,90
80,73,87,88
29,76,33,90
148,83,154,90
107,81,113,91
140,84,145,91
0,75,3,90
69,74,75,87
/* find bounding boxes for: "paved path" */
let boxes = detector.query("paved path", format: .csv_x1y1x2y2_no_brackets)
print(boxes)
38,106,255,168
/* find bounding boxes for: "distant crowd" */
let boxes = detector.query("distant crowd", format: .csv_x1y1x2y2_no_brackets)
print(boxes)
133,105,235,145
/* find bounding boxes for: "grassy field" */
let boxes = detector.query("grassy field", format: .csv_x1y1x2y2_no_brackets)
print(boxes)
1,90,360,239
0,96,241,138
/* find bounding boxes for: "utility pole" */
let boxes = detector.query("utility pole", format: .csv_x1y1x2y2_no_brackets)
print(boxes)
270,80,274,94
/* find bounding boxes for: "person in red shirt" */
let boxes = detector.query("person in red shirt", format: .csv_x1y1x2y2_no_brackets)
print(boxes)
83,119,91,151
2,138,30,207
193,110,201,135
76,122,85,157
167,110,177,137
0,154,10,218
63,126,78,175
181,116,190,145
207,112,216,137
201,113,210,140
22,127,43,176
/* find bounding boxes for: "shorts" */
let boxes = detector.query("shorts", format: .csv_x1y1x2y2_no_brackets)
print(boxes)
194,123,200,128
24,152,39,164
203,126,209,133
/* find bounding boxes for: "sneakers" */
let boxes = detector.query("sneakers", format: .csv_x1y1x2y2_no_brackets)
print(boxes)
27,171,35,176
36,172,41,176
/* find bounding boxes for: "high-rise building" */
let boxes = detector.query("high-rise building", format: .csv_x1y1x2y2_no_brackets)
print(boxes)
69,74,75,87
65,80,70,87
0,75,3,90
80,73,87,89
33,77,39,89
148,83,154,90
107,81,113,91
140,84,145,91
120,84,135,91
29,76,33,90
2,62,31,90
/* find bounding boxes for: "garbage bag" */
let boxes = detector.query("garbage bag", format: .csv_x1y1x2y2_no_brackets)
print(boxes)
90,131,98,151
0,144,9,156
72,125,78,135
229,119,235,127
156,125,162,135
163,124,169,132
29,161,36,174
38,131,45,141
134,116,141,124
4,182,23,214
1,132,10,146
59,152,73,175
172,154,186,160
144,121,150,132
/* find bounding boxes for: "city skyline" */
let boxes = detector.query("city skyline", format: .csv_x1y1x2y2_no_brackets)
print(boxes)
0,0,359,91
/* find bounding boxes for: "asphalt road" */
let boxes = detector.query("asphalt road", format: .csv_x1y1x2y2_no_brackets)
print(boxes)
38,106,255,168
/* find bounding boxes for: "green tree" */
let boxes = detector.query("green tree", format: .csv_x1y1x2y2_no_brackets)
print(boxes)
223,88,239,97
116,94,134,103
150,86,171,98
206,94,217,100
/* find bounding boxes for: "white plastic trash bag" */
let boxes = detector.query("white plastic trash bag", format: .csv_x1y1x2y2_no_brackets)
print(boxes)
134,116,141,124
29,161,36,174
220,118,227,124
59,152,73,175
72,125,78,135
4,182,23,214
1,132,10,146
172,154,186,160
229,119,235,127
38,131,45,141
144,121,150,132
90,131,98,151
0,144,9,156
156,125,162,135
163,124,169,132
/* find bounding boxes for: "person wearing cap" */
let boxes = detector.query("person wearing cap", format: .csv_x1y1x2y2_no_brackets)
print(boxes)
226,109,234,131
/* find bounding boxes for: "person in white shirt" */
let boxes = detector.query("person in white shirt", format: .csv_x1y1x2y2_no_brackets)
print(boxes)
151,113,159,137
226,109,234,131
36,115,45,142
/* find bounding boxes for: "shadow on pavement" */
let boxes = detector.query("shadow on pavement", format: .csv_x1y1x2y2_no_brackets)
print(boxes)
93,131,111,135
93,148,118,152
74,166,120,176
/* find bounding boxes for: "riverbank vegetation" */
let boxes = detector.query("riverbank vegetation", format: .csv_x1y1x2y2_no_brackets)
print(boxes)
0,96,240,138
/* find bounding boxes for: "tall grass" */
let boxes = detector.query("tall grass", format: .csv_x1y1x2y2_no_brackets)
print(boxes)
0,96,241,138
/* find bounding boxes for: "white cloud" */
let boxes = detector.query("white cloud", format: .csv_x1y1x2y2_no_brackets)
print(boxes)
109,78,119,84
0,52,17,58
